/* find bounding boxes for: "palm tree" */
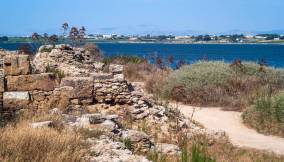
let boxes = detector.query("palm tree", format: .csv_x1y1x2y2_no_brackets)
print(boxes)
79,26,86,44
69,27,79,47
31,32,40,41
62,22,69,38
79,26,86,38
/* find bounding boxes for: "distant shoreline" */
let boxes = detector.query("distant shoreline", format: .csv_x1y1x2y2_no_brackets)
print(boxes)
1,40,284,45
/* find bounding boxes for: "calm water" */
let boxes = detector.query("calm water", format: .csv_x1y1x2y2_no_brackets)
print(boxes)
1,42,284,67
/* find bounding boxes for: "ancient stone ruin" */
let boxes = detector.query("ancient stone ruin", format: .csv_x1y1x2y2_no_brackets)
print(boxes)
0,45,224,161
0,45,155,119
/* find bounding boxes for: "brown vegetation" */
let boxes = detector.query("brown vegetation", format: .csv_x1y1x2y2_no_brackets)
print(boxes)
0,120,87,162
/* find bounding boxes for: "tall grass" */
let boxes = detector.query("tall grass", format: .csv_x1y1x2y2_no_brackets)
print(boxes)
243,91,284,137
0,123,87,162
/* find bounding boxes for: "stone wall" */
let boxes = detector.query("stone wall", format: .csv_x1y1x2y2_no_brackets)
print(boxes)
0,47,153,120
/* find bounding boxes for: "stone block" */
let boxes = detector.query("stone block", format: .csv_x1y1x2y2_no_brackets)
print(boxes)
90,72,113,80
60,77,94,98
109,64,123,74
6,73,56,91
4,54,31,76
3,92,30,109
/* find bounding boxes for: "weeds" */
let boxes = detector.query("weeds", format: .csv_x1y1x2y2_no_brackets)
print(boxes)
191,144,216,162
46,65,65,82
120,138,133,151
147,147,167,162
243,91,284,137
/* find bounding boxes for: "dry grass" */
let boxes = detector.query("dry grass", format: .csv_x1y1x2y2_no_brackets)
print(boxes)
0,122,87,162
188,134,284,162
124,62,160,82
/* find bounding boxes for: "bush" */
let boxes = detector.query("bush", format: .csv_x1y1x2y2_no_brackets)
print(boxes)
0,123,87,162
243,91,284,137
40,47,53,53
154,61,284,110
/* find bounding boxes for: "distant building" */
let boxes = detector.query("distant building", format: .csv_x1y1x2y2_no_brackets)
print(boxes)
174,36,191,40
255,36,266,39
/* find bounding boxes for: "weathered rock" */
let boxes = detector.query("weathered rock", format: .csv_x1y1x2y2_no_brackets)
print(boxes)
155,143,181,155
3,92,30,109
93,62,104,71
88,136,150,162
0,74,4,93
122,130,149,143
4,54,31,76
90,72,113,80
60,77,94,98
121,130,153,153
109,64,123,74
97,120,117,132
89,114,106,124
30,121,53,128
6,73,56,91
33,45,100,76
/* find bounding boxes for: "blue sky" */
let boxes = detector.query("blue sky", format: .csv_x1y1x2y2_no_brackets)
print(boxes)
1,0,284,36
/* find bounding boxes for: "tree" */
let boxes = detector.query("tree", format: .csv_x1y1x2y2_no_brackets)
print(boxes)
31,32,40,42
62,22,69,38
79,26,86,43
49,34,58,47
69,27,79,46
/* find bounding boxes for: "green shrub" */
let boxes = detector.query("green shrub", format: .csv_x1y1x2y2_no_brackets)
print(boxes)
40,47,53,53
163,61,232,92
243,91,284,137
120,138,133,151
154,61,284,110
46,66,65,81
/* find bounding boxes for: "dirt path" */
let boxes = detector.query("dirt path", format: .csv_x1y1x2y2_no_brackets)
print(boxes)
178,105,284,155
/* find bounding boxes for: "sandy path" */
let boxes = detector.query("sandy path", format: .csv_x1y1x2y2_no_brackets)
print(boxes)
178,105,284,155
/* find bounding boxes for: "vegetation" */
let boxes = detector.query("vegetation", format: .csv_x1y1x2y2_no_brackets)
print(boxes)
243,90,284,137
0,112,87,162
40,46,53,53
150,61,284,110
102,55,147,65
46,65,65,82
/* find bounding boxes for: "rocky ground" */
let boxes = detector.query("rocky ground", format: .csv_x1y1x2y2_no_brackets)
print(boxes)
0,45,226,162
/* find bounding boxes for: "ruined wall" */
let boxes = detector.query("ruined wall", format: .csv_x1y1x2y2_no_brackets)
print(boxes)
0,48,153,120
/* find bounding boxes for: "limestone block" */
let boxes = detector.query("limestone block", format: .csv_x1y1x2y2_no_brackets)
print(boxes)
3,91,30,109
4,54,31,76
6,73,56,91
60,77,94,98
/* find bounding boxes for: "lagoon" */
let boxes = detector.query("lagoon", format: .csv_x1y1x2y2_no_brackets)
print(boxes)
1,42,284,67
